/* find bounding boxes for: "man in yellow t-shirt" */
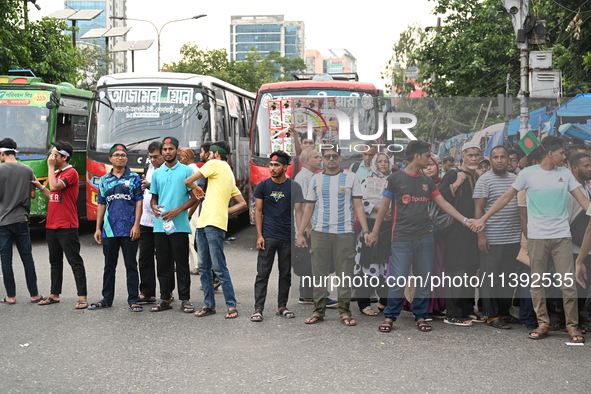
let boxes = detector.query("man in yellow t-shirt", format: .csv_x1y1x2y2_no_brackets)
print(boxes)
184,141,247,319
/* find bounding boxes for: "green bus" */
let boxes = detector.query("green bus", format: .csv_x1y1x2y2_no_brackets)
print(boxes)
0,74,93,219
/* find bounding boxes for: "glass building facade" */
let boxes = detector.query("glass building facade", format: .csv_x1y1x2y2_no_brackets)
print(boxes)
230,15,305,61
65,0,127,73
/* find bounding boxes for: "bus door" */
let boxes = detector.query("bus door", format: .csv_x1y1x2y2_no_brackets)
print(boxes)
225,91,249,192
55,95,91,215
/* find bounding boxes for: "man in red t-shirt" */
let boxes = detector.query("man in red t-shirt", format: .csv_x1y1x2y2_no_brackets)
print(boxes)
32,141,87,309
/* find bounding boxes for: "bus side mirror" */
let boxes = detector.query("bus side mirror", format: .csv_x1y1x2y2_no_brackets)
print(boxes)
46,101,55,109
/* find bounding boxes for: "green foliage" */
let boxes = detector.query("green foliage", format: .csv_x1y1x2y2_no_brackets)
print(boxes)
163,43,306,92
403,0,591,98
381,22,429,95
410,0,518,97
0,0,83,84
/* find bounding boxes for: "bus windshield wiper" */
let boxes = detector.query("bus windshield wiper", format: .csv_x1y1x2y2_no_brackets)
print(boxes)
126,137,160,151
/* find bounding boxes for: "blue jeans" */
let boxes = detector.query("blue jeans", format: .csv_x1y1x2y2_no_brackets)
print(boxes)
0,222,38,298
385,235,434,321
196,226,236,309
101,237,139,305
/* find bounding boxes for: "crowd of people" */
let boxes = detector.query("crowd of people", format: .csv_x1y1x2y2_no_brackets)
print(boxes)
1,133,590,343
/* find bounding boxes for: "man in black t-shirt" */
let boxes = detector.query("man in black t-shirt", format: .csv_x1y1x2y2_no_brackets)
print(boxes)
251,151,304,322
367,140,472,333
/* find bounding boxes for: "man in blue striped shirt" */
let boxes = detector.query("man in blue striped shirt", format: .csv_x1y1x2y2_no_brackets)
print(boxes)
296,147,370,326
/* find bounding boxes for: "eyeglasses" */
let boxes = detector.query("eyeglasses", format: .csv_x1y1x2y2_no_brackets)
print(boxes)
112,154,127,158
148,155,161,160
323,154,339,160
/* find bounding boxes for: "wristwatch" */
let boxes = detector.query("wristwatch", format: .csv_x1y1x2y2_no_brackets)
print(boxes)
361,230,371,236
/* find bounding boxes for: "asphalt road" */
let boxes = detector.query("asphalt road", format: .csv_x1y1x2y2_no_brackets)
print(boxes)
1,219,589,393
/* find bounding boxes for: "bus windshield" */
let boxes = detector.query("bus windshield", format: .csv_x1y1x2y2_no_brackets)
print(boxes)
0,89,51,153
90,85,210,152
253,88,379,158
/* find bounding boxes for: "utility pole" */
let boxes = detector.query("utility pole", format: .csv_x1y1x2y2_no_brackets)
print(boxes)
502,0,530,138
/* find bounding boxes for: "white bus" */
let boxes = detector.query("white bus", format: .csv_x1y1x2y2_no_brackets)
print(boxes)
87,72,255,220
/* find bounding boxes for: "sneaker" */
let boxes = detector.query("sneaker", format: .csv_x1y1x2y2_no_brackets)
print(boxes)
326,298,338,308
430,311,446,319
424,316,433,322
444,317,473,326
298,298,314,304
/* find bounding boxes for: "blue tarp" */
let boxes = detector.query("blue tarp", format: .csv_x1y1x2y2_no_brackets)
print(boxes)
444,131,476,149
559,123,591,141
507,106,554,136
549,93,591,134
484,129,505,157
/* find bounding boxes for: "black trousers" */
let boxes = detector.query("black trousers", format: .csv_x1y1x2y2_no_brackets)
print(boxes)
479,243,520,318
46,228,87,296
254,236,291,311
446,266,478,319
154,232,190,301
138,225,174,298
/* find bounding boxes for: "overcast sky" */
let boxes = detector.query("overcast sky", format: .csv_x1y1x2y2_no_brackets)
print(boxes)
30,0,438,90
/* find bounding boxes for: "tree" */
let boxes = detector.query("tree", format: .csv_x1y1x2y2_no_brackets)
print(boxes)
164,43,306,92
381,22,429,96
410,0,518,97
406,0,591,97
0,0,83,84
76,43,116,91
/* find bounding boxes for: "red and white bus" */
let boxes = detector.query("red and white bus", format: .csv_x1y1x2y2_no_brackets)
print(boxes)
249,73,405,222
87,73,255,220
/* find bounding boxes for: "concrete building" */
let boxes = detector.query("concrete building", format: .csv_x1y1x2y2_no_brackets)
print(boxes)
229,15,305,61
305,49,357,75
65,0,127,73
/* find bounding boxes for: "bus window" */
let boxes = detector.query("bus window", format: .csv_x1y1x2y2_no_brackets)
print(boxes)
216,105,228,141
236,97,248,138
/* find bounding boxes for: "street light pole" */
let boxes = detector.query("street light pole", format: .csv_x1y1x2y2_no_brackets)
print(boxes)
110,14,206,71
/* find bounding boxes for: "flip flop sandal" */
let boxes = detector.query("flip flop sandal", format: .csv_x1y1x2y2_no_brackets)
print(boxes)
181,301,195,313
528,326,550,340
567,329,585,343
30,296,44,303
38,297,60,306
150,300,172,312
379,319,393,333
75,301,88,309
276,307,295,318
129,304,143,312
251,310,264,322
138,295,157,304
0,297,16,304
305,315,324,324
341,317,357,326
488,318,511,330
361,306,378,316
195,307,216,317
225,308,239,319
88,300,111,310
416,319,432,332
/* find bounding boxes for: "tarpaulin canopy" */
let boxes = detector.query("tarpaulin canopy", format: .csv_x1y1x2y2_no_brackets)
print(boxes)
507,106,554,136
558,123,591,141
549,94,591,134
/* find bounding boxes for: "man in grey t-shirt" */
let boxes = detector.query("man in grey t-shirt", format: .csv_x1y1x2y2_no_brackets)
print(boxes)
0,138,42,304
473,145,520,329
